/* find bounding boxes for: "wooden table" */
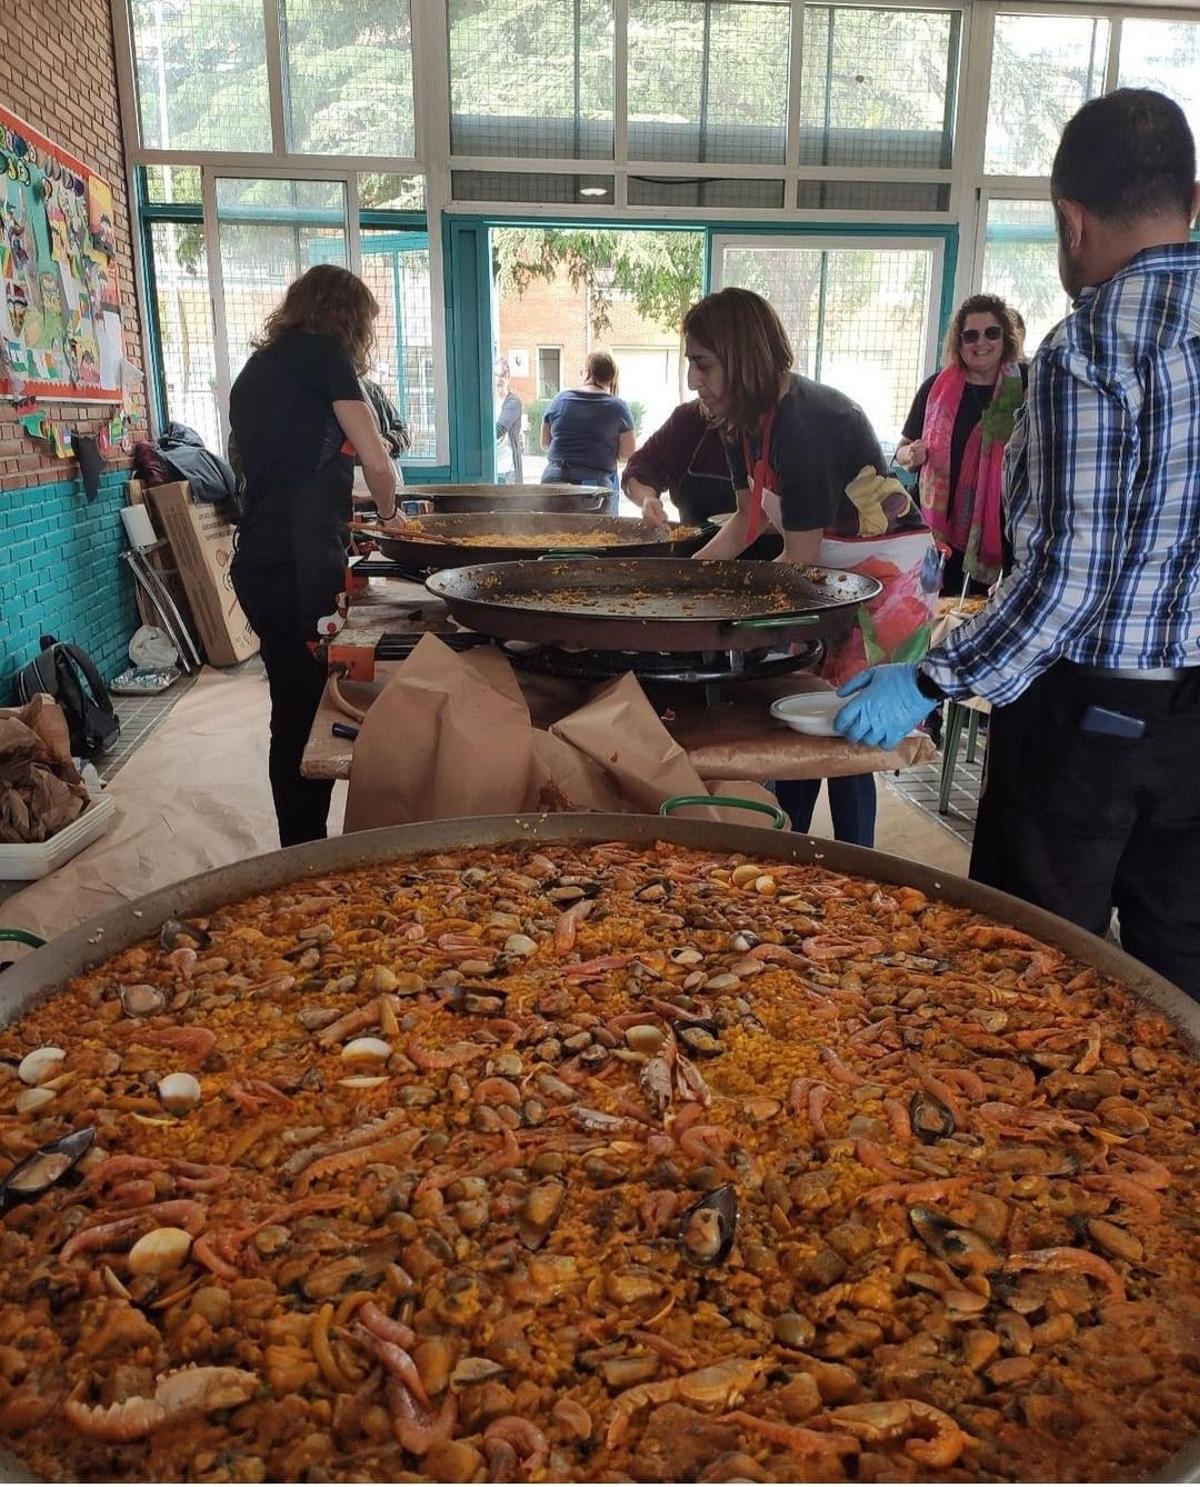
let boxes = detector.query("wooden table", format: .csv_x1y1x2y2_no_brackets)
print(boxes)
301,571,935,783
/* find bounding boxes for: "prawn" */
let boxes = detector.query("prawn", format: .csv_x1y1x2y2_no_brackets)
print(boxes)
724,1411,858,1460
827,1399,977,1470
1004,1247,1126,1301
819,1045,864,1087
855,1140,916,1182
555,897,595,955
483,1417,550,1477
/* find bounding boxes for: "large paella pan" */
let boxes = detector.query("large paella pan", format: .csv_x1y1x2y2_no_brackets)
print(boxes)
1,815,1198,1483
359,515,700,573
400,484,610,516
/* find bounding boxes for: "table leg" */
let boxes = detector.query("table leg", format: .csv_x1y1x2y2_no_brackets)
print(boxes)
938,700,966,815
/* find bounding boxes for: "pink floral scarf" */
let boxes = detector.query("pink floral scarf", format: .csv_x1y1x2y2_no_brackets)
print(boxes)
919,361,1023,582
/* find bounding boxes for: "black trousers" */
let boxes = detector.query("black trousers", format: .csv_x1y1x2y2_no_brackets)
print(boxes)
232,565,334,848
971,661,1200,999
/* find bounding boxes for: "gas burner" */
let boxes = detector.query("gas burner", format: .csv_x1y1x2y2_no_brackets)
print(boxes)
374,630,493,661
501,638,823,688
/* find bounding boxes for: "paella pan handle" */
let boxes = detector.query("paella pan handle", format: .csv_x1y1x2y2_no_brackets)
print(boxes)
0,929,46,949
535,551,603,561
659,795,789,831
724,613,820,632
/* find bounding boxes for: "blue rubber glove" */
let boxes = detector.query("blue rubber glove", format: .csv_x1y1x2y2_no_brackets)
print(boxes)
835,663,930,751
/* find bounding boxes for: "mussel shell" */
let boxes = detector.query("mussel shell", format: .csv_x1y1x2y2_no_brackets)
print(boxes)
678,1183,737,1267
159,918,212,952
909,1204,1000,1273
0,1126,95,1210
678,1023,722,1058
909,1089,955,1143
517,1179,566,1250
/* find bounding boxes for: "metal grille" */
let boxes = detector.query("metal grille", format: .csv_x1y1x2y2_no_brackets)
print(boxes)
359,175,426,211
141,166,201,205
148,221,221,452
985,13,1108,177
361,229,437,462
452,171,615,204
281,0,415,157
720,243,933,445
981,199,1071,361
797,181,949,212
448,0,615,159
627,0,789,165
799,5,956,169
131,0,271,151
215,179,348,382
628,176,785,209
1118,19,1200,152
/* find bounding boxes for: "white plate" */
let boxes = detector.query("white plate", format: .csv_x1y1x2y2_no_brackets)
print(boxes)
770,691,844,737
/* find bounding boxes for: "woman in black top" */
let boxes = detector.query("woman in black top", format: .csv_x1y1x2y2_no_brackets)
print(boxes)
230,265,399,847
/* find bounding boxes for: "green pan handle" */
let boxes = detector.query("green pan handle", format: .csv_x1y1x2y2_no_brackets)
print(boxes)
659,795,789,831
0,929,47,949
537,551,602,560
725,613,820,631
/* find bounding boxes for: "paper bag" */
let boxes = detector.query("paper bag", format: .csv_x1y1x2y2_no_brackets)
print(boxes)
343,635,779,833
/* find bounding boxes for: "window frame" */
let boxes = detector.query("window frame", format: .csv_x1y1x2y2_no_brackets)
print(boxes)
536,345,564,399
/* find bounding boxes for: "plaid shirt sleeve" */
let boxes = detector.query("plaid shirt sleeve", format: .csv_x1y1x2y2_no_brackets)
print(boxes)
921,347,1136,705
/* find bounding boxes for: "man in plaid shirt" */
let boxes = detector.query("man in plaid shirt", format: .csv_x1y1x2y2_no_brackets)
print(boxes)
836,89,1200,997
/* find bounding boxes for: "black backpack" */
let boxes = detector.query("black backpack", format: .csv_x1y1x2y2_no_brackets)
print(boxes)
15,636,121,759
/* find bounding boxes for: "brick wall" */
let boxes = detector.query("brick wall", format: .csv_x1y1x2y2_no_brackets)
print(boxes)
0,0,146,699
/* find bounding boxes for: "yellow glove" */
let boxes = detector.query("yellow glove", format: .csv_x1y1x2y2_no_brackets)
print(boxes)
844,465,914,537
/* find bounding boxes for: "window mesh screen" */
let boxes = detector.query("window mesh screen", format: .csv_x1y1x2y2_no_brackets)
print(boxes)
628,176,785,208
281,0,415,157
627,0,789,164
360,175,426,211
799,6,956,169
131,0,271,151
360,230,437,462
797,181,949,212
986,14,1108,176
982,199,1071,360
149,221,221,451
720,243,933,443
215,179,348,382
1117,20,1200,155
452,172,614,204
448,0,614,159
141,166,202,205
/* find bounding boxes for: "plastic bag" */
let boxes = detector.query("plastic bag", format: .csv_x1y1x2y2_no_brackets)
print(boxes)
129,625,179,669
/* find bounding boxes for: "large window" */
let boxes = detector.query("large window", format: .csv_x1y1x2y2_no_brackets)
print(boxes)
985,13,1108,176
448,0,615,159
627,0,791,165
1117,19,1200,147
715,235,942,445
980,199,1072,359
361,230,437,461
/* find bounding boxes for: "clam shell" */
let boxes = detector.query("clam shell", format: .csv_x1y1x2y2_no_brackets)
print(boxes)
157,1072,202,1116
18,1046,65,1086
120,984,167,1018
338,1075,389,1088
128,1226,193,1276
341,1037,392,1062
15,1086,56,1114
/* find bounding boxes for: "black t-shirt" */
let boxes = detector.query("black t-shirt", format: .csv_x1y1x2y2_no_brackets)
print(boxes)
725,375,884,536
902,365,1029,500
229,329,364,491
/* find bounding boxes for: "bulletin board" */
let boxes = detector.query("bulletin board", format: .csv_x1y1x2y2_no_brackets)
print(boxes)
0,105,123,402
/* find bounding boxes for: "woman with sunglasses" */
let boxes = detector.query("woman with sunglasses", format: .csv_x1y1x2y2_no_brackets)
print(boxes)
895,294,1026,595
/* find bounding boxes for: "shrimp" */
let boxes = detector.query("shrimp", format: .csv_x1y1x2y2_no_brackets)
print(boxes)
385,1375,458,1457
803,934,884,960
606,1357,766,1448
1004,1247,1126,1301
405,1036,489,1070
351,1323,430,1408
827,1399,977,1470
855,1140,916,1182
116,1025,217,1062
883,1098,912,1143
563,953,638,982
724,1411,859,1460
859,1176,975,1208
483,1417,550,1477
936,1067,987,1101
192,1235,240,1281
819,1045,864,1087
960,925,1047,953
555,897,595,954
1080,1175,1162,1223
678,1123,741,1166
808,1082,833,1140
317,996,402,1047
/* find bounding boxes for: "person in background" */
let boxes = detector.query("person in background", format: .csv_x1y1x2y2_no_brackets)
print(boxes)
363,377,411,470
229,264,398,848
835,89,1200,999
894,294,1026,596
541,350,636,514
1010,308,1029,364
494,360,524,484
683,288,935,847
623,398,780,554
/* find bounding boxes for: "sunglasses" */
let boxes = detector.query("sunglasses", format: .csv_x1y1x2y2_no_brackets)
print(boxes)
960,326,1003,344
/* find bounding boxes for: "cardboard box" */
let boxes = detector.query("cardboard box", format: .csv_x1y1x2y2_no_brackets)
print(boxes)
147,482,258,666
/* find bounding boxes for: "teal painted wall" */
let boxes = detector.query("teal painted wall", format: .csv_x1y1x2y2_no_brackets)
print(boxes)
1,470,138,705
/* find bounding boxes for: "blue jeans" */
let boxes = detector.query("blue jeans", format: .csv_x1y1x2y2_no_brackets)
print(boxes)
542,462,619,515
776,775,877,848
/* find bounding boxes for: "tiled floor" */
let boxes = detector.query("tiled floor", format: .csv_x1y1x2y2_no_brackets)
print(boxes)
100,674,201,782
885,735,985,848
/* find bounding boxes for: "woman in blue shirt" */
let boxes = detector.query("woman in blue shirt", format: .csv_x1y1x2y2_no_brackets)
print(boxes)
540,351,636,514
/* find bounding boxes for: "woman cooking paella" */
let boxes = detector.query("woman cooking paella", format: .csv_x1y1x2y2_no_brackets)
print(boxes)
684,288,938,845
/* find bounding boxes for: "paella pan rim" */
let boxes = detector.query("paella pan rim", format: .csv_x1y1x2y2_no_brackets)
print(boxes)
1,814,1197,1486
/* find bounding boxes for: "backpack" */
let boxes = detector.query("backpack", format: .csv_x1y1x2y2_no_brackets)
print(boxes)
15,636,121,759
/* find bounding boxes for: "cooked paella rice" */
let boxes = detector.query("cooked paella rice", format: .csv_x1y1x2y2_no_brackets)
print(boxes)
1,842,1198,1481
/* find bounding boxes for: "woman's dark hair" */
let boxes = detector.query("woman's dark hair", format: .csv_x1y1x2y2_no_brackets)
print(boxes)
585,350,619,395
1052,89,1196,224
682,287,793,433
253,264,379,374
942,293,1020,369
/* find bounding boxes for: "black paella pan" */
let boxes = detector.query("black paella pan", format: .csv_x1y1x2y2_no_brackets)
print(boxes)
400,483,609,515
424,557,882,652
357,513,701,573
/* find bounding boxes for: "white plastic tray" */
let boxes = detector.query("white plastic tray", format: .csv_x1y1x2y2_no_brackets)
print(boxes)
0,793,117,881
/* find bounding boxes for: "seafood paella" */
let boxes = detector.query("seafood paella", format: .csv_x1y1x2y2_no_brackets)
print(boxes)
1,841,1198,1482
